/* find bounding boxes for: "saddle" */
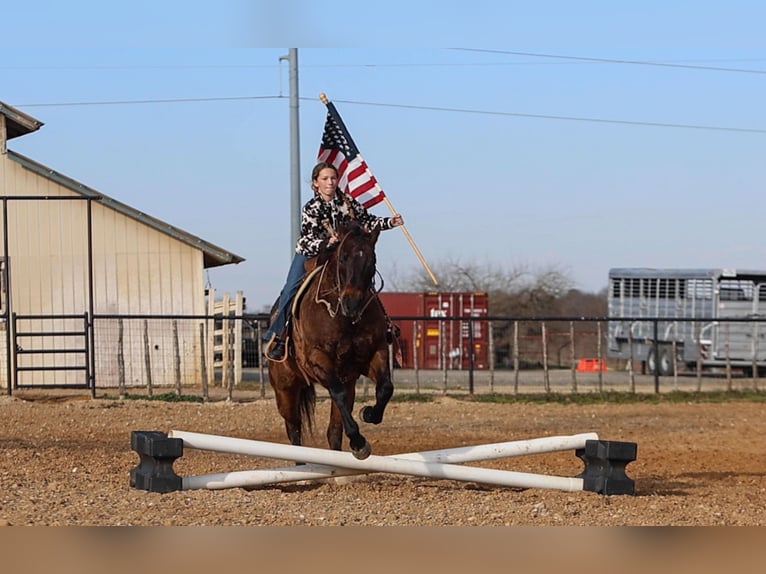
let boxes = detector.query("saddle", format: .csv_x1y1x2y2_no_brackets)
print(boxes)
267,262,324,364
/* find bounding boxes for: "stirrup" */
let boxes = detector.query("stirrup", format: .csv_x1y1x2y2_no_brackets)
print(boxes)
266,342,285,362
264,335,289,363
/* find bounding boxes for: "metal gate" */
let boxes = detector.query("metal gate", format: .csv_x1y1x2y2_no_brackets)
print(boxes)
11,313,92,391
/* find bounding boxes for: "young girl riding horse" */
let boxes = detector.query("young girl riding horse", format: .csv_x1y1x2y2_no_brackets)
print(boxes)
262,161,403,361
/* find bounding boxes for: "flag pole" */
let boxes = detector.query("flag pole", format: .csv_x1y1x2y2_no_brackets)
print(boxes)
318,93,439,286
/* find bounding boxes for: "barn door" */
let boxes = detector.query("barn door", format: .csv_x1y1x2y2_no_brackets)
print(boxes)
1,196,95,395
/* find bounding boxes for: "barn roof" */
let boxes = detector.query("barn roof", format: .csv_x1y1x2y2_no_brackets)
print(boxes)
1,101,244,269
0,101,44,140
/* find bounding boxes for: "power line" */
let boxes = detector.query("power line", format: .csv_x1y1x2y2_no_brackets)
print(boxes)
454,49,766,75
14,94,765,135
0,64,278,71
5,55,766,72
327,98,766,135
17,95,281,107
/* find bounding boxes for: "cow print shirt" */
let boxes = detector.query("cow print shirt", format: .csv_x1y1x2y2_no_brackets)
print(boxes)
296,189,395,257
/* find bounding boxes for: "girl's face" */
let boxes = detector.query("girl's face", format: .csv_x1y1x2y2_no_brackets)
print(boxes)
314,167,338,199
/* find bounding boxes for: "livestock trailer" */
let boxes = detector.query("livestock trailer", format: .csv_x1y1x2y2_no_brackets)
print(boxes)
606,268,766,375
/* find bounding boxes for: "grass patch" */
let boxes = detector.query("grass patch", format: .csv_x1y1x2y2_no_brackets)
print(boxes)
105,392,204,403
465,389,766,405
391,393,434,403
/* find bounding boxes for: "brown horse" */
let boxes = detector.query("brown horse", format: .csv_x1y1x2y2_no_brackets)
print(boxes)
267,220,394,460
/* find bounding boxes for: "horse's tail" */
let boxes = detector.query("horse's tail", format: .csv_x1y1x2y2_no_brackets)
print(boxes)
298,382,316,437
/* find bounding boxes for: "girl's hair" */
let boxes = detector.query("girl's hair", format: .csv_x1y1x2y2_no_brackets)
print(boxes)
311,161,339,192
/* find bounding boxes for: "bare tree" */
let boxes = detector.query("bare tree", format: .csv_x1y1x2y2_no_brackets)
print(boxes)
389,258,575,316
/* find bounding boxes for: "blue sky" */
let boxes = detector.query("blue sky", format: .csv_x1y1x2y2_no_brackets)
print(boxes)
3,2,766,311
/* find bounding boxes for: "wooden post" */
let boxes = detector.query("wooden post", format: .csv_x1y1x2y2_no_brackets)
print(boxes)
597,321,604,393
627,322,635,394
222,292,232,400
117,318,126,398
199,323,209,402
569,321,577,393
234,291,244,388
206,289,216,390
541,321,550,393
513,321,520,395
488,321,495,394
143,319,153,397
173,319,182,396
413,321,420,394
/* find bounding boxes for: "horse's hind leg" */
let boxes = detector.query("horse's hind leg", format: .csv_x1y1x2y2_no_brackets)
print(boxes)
273,386,303,447
360,350,394,425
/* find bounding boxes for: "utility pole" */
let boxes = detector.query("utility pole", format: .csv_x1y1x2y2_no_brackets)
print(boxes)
280,48,301,256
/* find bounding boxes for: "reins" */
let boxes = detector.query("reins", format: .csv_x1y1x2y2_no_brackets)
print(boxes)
313,228,379,323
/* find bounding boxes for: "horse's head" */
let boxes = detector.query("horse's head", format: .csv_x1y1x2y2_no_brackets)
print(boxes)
331,221,380,321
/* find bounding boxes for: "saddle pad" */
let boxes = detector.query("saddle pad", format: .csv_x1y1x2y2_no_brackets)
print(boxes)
291,264,324,319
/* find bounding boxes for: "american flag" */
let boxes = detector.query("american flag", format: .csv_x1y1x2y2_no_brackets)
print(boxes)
317,101,386,208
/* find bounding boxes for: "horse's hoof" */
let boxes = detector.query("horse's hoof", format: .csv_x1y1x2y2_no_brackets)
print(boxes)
359,405,381,424
352,440,372,460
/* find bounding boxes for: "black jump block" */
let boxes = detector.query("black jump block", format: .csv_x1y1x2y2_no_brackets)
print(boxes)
130,430,184,493
576,439,637,495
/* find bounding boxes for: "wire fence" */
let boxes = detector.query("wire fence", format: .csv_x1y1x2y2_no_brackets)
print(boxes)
3,314,765,399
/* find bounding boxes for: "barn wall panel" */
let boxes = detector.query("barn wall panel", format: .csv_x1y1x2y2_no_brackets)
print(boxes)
1,153,209,387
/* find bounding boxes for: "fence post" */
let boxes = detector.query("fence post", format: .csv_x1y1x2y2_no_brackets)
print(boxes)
206,289,216,391
695,322,703,391
488,321,495,394
468,316,475,395
751,320,760,392
541,321,550,393
143,319,153,397
413,322,420,394
724,323,732,392
597,321,604,393
199,322,209,402
627,322,635,394
117,318,126,398
652,319,660,394
173,319,181,396
222,292,231,397
569,321,577,393
513,321,519,395
671,322,679,390
440,317,447,395
234,291,244,389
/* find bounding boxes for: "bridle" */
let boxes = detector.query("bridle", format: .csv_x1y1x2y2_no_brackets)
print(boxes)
314,227,380,322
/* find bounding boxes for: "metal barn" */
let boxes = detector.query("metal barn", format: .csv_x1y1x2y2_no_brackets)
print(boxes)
0,101,244,392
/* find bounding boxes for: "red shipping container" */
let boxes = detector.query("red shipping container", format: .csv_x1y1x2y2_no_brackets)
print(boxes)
378,291,489,370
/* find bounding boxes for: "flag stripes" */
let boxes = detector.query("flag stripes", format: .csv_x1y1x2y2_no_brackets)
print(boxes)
317,102,386,208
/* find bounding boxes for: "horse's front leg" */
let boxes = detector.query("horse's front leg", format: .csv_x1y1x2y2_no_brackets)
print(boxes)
326,376,371,459
360,348,394,425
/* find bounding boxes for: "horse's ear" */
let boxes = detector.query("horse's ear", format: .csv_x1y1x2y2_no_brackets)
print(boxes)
370,225,381,243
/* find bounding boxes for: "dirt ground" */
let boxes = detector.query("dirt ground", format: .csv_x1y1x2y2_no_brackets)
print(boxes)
0,390,764,526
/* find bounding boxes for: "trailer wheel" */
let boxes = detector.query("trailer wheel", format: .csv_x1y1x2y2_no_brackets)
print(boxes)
647,348,658,375
647,347,674,376
658,348,674,376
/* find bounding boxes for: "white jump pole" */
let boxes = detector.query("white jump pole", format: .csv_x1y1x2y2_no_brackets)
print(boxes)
169,430,598,492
